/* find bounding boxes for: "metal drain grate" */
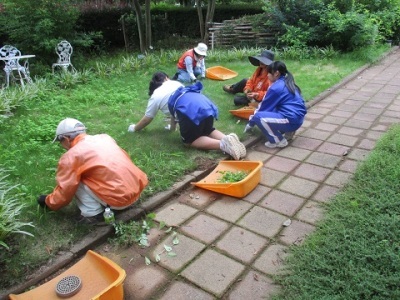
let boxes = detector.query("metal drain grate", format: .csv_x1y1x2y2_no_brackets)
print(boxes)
55,275,82,298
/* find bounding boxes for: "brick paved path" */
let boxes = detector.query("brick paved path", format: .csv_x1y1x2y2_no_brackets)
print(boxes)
3,48,400,300
91,48,400,300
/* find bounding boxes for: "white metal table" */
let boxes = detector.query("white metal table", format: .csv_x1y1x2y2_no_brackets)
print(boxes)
0,54,35,88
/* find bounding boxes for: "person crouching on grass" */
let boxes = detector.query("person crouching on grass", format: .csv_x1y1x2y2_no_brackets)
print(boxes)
37,118,148,225
244,61,307,148
167,80,246,160
129,71,246,160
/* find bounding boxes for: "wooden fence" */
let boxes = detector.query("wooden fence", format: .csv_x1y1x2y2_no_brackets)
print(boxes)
208,21,278,49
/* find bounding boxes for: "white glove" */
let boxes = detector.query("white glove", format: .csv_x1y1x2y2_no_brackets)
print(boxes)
244,124,253,133
165,124,171,130
128,124,136,132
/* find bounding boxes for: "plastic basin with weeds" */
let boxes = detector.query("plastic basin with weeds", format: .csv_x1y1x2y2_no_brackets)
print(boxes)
9,250,126,300
205,66,238,81
229,106,256,120
192,160,263,198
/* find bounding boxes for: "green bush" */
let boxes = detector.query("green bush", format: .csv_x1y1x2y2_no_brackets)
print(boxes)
318,5,379,50
0,0,78,56
0,0,102,66
263,0,400,51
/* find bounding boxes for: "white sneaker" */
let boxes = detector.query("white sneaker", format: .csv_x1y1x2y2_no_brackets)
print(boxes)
220,136,241,160
228,133,246,158
265,138,288,148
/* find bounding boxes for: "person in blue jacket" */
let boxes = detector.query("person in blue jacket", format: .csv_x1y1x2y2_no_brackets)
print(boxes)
244,61,307,148
168,80,246,160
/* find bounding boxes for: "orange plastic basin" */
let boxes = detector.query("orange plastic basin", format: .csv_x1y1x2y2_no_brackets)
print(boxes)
206,66,238,81
192,160,263,198
229,106,255,120
9,250,126,300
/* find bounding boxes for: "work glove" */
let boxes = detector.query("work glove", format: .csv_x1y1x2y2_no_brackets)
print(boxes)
128,124,136,132
244,123,254,133
37,195,48,208
164,124,171,130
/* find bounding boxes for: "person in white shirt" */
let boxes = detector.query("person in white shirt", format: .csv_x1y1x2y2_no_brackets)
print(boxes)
128,72,183,132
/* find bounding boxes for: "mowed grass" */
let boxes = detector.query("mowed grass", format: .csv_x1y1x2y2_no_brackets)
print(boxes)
0,45,391,291
273,125,400,300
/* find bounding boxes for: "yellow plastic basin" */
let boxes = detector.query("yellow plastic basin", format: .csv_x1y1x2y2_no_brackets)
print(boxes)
229,106,256,120
206,66,238,81
9,250,126,300
192,160,263,198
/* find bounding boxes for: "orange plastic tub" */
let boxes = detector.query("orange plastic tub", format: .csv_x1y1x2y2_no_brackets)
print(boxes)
9,250,126,300
229,106,256,120
192,160,263,198
206,66,238,81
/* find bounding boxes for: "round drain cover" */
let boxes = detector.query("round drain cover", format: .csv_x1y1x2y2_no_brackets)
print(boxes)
55,275,82,298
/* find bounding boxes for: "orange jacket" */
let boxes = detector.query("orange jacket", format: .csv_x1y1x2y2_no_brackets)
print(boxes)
177,49,197,70
45,134,148,210
244,66,271,102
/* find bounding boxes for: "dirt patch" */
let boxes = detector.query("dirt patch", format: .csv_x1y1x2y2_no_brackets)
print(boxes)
194,156,217,171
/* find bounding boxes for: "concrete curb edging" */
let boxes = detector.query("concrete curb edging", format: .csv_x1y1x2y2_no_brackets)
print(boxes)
2,46,398,299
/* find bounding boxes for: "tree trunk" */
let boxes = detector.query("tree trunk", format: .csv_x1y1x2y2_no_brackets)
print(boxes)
204,0,216,44
195,0,204,40
131,0,146,53
145,0,152,51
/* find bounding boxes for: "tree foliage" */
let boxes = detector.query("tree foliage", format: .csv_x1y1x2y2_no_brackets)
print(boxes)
262,0,400,51
0,0,101,61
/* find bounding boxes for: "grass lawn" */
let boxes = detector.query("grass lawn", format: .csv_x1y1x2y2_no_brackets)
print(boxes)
273,125,400,299
0,45,392,290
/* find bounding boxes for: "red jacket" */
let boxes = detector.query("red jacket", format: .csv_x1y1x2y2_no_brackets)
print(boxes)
244,67,271,102
177,49,197,70
46,133,148,210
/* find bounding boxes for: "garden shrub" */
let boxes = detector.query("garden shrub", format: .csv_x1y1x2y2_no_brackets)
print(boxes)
318,5,379,51
263,0,400,50
0,0,102,64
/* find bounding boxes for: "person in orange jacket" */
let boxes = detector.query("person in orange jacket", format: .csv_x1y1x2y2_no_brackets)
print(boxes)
37,118,148,224
223,50,274,106
173,42,207,83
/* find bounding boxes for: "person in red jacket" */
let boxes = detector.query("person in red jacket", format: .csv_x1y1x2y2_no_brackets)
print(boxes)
223,50,274,106
37,118,148,224
173,43,207,83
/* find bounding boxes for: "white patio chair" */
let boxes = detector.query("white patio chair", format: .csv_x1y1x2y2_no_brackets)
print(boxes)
0,45,32,88
52,40,76,73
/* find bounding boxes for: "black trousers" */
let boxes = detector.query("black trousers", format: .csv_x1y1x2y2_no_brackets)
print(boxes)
229,78,248,94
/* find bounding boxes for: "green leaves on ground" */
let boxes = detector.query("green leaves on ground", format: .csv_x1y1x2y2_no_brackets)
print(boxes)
217,170,249,183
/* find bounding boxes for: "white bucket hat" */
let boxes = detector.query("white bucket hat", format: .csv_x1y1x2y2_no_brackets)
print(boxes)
53,118,86,142
194,43,208,56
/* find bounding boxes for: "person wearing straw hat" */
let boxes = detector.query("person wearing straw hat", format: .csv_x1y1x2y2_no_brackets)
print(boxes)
37,118,148,224
223,49,274,106
173,42,208,83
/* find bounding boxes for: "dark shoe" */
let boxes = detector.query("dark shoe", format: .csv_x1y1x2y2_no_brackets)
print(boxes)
172,72,178,80
284,131,296,141
234,95,250,106
76,213,106,226
223,85,234,94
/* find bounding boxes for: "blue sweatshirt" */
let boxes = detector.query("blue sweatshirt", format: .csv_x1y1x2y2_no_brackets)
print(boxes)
168,81,218,125
250,76,307,126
